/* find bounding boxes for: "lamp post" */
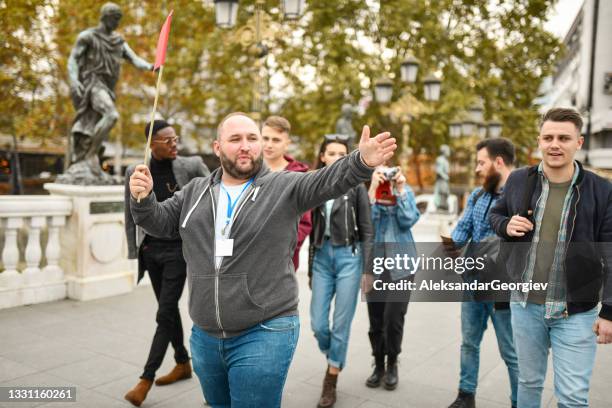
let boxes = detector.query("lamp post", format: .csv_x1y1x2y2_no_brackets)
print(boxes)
423,74,442,102
281,0,306,19
214,0,306,119
487,119,502,138
213,0,239,28
449,121,462,138
400,55,419,84
468,100,484,123
461,119,476,137
478,122,487,139
374,77,394,103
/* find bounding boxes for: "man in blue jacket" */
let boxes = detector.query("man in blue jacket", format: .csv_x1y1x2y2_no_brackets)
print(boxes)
489,108,612,408
447,138,518,408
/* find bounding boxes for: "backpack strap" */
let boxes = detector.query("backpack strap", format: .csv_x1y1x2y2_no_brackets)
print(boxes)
474,188,486,202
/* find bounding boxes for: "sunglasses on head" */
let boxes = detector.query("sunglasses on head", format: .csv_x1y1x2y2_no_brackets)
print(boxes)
324,134,350,142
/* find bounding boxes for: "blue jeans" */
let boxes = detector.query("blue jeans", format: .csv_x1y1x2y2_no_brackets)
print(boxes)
310,239,362,369
460,301,518,406
190,316,299,408
510,303,598,408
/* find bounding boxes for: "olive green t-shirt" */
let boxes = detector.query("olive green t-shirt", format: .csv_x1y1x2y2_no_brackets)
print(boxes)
529,180,571,304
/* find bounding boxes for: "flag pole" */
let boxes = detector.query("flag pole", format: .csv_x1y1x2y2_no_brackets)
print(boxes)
137,65,164,203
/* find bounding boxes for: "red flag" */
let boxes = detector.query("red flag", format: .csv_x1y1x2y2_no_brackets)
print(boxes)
154,10,173,70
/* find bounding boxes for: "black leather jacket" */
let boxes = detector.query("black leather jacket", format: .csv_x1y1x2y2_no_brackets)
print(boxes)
308,184,373,277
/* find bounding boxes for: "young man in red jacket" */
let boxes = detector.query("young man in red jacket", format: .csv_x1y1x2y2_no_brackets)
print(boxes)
262,115,312,270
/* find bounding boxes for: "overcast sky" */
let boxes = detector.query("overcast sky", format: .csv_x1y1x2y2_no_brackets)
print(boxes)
544,0,584,39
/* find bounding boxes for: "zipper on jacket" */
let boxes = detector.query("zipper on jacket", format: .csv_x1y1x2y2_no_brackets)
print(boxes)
568,185,580,243
344,195,349,245
352,207,358,232
563,185,581,276
210,189,226,338
182,184,210,228
213,185,255,338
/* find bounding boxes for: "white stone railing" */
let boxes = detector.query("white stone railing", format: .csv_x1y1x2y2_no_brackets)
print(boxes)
0,196,72,309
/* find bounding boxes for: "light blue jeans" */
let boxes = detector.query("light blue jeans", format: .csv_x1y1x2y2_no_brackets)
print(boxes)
190,315,299,408
310,239,362,369
510,303,598,408
460,301,518,407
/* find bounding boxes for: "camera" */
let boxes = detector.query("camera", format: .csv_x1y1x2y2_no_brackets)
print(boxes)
382,167,399,180
375,167,400,206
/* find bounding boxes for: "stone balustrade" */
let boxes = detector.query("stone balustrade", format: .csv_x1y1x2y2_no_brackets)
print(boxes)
0,196,72,309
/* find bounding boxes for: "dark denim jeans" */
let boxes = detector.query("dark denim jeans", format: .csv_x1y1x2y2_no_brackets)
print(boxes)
190,315,299,408
459,300,518,407
140,241,189,381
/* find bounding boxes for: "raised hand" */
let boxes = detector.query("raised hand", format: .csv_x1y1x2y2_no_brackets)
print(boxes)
130,164,153,200
358,125,397,167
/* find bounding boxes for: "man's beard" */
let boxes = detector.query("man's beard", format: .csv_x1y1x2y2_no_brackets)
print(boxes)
482,168,501,194
220,150,263,180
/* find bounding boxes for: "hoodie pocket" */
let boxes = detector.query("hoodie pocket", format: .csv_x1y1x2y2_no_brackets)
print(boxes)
218,274,265,332
189,275,220,332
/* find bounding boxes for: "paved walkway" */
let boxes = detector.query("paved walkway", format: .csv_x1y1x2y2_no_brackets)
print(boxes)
1,262,611,407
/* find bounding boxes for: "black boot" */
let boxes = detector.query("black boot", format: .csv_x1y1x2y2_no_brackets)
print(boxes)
383,356,398,390
448,390,475,408
365,356,385,388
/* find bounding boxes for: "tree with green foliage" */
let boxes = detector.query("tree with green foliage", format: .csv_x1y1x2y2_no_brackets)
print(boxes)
1,0,561,169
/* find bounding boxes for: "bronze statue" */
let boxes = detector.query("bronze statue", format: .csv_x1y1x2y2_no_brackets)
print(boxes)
335,103,357,147
434,144,450,212
58,2,153,185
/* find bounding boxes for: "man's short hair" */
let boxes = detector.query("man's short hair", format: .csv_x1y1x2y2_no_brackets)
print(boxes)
263,116,291,135
144,119,171,140
540,107,583,132
216,112,257,140
476,137,515,166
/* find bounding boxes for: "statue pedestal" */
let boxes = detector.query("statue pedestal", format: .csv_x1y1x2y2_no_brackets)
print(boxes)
44,183,137,301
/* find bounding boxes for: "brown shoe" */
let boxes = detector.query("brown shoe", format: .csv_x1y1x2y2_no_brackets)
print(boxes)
124,378,153,407
317,370,338,408
155,361,192,386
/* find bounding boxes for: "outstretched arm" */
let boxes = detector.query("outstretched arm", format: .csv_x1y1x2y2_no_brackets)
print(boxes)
123,42,154,71
294,126,397,212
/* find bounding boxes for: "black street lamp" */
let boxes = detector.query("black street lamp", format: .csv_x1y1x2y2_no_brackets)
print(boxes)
478,122,487,139
468,100,484,123
374,77,394,103
461,119,476,137
488,120,503,138
213,0,239,28
449,121,462,138
281,0,306,20
423,74,442,102
400,55,419,84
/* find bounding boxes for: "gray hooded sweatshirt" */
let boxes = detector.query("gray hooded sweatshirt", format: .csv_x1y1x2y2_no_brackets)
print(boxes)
130,150,373,338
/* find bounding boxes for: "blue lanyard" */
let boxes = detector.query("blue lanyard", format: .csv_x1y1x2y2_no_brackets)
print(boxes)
221,179,253,232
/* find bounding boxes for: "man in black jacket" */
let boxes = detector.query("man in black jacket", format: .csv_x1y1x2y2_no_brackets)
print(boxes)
489,108,612,408
123,120,209,406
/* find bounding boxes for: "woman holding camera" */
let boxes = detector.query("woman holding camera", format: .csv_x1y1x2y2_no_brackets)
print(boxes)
308,135,373,408
364,164,420,391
